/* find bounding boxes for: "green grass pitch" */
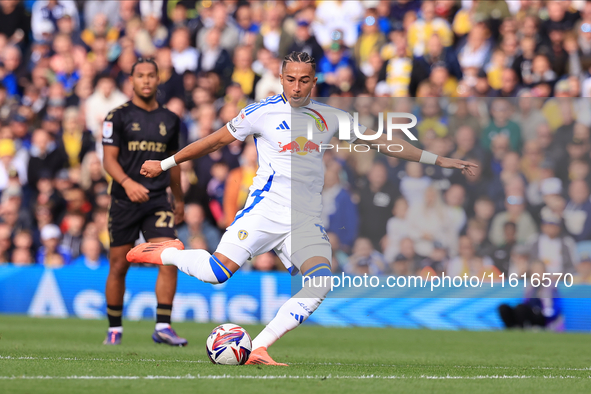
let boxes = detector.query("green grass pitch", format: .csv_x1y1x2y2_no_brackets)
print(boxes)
1,316,591,393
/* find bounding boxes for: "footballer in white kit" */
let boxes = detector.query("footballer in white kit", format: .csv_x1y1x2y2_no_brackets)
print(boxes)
219,91,365,276
127,51,477,365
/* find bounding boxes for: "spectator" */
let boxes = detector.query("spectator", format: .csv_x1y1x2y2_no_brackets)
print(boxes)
36,223,71,267
253,6,292,59
457,22,493,71
31,1,80,43
318,42,356,95
197,2,239,54
81,13,120,49
322,163,358,251
72,236,108,269
84,75,128,150
575,251,591,284
254,56,282,101
407,1,453,57
11,247,33,266
353,8,386,68
444,184,467,234
407,185,456,257
399,161,431,207
58,107,94,168
252,252,279,272
491,221,518,275
481,98,522,152
357,161,398,249
0,223,11,263
489,194,538,247
529,210,577,274
327,231,348,273
344,237,386,275
170,27,198,75
83,1,120,30
288,19,324,66
231,46,259,98
234,4,259,46
409,33,462,97
512,36,537,86
0,1,30,50
379,27,412,97
313,0,363,48
198,28,232,84
1,45,24,97
60,210,85,259
176,203,221,254
383,197,411,264
155,47,185,105
450,126,483,161
223,142,256,228
564,180,591,242
446,235,493,277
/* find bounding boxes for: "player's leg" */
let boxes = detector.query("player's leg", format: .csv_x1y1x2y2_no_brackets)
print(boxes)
246,247,332,365
104,199,141,345
148,236,180,334
140,201,188,346
104,243,133,344
128,240,242,283
128,209,276,283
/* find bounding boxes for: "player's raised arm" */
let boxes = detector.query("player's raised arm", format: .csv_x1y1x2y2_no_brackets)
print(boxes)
353,132,478,177
140,125,237,178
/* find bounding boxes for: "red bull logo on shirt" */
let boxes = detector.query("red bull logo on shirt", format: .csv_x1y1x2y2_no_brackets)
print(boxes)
278,136,322,156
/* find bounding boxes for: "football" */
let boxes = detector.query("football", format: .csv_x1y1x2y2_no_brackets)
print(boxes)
206,323,252,365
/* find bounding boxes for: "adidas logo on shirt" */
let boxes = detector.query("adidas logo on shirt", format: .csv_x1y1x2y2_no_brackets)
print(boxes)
276,121,290,130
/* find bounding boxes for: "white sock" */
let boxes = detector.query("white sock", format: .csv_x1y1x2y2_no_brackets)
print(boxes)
108,326,123,333
155,323,171,331
251,276,331,350
161,248,231,284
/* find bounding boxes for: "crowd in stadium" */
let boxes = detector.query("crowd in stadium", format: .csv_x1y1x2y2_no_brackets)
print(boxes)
0,0,591,283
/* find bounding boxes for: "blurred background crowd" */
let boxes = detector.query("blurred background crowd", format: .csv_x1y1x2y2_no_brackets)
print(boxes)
1,0,591,282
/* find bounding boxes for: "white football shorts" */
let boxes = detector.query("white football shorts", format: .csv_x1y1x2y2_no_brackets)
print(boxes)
215,196,331,271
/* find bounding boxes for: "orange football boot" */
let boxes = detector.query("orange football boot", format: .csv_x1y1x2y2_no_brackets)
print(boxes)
126,239,184,265
245,347,288,366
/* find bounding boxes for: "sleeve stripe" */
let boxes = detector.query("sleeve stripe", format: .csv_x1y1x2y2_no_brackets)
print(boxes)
245,96,284,115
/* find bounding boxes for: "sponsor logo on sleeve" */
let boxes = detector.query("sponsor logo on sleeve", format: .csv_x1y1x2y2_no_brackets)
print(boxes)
232,110,245,126
102,121,113,142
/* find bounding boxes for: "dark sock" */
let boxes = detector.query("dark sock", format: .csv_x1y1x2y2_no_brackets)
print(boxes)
156,304,172,325
107,304,123,327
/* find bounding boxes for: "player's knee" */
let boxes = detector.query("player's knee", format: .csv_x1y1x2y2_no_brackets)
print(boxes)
109,258,130,278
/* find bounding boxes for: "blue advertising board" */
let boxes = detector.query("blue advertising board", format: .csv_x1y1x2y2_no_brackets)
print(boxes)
1,266,590,331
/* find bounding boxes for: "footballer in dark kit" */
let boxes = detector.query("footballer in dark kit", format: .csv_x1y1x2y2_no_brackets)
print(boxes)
101,58,187,347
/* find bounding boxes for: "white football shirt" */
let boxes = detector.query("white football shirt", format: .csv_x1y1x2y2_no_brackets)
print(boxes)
226,93,366,218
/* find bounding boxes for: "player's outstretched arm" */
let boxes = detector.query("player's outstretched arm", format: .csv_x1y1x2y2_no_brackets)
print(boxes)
140,126,237,178
355,132,478,177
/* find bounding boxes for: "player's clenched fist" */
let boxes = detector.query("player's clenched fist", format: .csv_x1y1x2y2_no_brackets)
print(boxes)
140,160,163,178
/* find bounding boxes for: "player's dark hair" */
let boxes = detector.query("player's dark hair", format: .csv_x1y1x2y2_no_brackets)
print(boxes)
282,51,316,72
131,57,159,75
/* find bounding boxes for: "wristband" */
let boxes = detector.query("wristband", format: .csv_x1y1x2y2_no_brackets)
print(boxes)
161,155,177,171
419,150,438,165
120,176,130,186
